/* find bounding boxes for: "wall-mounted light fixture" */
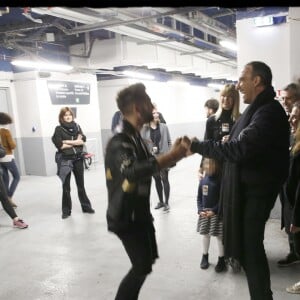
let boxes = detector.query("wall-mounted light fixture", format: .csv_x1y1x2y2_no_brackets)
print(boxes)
11,59,73,71
253,16,273,27
253,15,287,27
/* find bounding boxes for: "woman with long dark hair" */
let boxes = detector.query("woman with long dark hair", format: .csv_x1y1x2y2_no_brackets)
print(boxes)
0,112,20,208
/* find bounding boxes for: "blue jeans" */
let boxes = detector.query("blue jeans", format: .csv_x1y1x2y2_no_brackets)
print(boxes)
0,159,20,198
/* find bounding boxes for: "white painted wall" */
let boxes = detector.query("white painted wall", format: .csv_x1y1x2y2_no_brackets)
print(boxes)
98,78,220,154
0,70,102,175
13,71,100,138
236,12,290,91
98,78,218,129
289,7,300,83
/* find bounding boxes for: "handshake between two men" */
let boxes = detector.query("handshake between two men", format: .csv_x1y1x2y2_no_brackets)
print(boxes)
155,135,196,170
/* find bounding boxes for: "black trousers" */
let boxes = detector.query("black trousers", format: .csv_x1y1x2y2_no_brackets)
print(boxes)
115,223,158,300
153,168,170,205
240,185,279,300
62,159,92,214
0,172,17,219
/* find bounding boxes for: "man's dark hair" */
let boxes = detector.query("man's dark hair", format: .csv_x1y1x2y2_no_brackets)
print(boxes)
0,112,13,125
247,61,272,86
204,98,219,113
116,83,151,115
284,83,300,100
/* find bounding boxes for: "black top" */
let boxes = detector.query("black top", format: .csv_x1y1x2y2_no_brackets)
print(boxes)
105,120,159,233
52,122,86,159
204,109,235,142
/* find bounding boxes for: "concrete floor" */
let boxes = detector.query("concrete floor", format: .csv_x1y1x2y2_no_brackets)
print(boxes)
0,155,299,300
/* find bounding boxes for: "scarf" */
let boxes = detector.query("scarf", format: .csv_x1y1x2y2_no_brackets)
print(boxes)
60,121,79,137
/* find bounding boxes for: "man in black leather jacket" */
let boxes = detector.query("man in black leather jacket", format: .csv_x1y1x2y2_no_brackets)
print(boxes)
185,61,290,300
104,83,188,300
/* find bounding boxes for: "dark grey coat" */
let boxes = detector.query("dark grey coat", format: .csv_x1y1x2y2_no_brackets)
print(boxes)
191,86,290,260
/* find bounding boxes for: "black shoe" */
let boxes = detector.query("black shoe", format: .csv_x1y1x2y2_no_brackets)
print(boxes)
62,214,69,219
277,253,300,267
154,202,165,209
200,254,209,269
163,204,170,211
215,256,227,273
82,207,95,214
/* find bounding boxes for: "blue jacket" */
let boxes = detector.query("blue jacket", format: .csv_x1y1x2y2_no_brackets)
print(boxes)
197,174,220,214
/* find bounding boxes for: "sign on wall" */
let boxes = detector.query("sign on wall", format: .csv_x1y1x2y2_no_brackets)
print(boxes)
47,81,90,105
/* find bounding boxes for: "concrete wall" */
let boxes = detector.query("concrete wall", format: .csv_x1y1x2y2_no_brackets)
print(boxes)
4,71,102,176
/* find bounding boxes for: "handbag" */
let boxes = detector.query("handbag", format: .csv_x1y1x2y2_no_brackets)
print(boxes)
0,144,5,158
0,135,6,158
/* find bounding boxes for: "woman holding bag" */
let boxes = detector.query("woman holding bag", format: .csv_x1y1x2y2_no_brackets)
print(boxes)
52,107,95,219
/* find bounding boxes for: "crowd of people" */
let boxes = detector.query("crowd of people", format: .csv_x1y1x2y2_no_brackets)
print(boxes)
105,61,300,299
1,60,300,299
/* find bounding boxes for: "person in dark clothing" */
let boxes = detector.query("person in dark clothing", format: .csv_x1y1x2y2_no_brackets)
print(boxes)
285,122,300,294
184,61,290,300
281,82,300,116
204,98,219,118
199,84,241,178
152,103,166,124
52,107,95,219
140,108,172,211
197,158,226,272
197,86,240,272
104,83,187,300
0,165,28,229
278,100,300,267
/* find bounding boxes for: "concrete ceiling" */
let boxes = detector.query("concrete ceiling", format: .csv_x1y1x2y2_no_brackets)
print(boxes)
0,6,269,84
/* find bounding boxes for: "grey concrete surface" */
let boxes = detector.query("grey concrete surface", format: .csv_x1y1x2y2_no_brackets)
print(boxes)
0,155,299,300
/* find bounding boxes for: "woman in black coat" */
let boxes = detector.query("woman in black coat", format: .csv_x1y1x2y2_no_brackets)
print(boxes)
285,121,300,294
52,107,95,219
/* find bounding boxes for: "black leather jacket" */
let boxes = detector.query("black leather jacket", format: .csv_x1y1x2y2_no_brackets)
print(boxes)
52,123,86,159
105,120,159,233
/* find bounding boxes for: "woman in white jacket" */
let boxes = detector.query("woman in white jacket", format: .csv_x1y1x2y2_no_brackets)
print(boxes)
141,108,172,211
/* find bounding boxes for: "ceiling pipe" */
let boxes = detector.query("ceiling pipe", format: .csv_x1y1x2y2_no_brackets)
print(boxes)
25,7,238,74
32,8,237,67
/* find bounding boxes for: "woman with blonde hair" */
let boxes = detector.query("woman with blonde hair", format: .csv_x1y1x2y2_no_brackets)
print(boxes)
197,83,241,272
204,83,240,141
285,119,300,294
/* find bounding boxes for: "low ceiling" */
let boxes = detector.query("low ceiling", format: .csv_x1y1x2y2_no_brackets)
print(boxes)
0,6,277,84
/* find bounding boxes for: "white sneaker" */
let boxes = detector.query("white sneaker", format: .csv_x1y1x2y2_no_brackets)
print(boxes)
286,281,300,294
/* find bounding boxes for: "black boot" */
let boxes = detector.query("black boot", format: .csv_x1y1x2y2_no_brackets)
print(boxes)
215,256,227,273
200,254,209,269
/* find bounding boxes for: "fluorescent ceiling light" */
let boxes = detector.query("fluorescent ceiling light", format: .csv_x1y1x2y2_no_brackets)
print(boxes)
253,16,273,27
123,71,154,80
207,83,224,90
11,60,73,71
219,40,238,52
168,80,190,86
